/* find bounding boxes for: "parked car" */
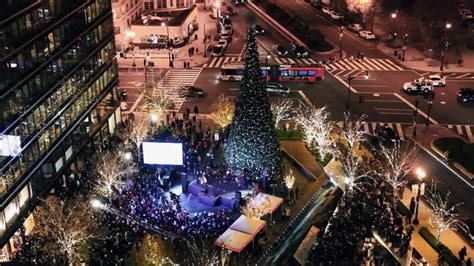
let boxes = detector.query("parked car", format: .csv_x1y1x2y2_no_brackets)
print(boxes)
233,0,245,6
221,31,233,42
463,11,473,20
253,24,265,35
426,74,446,87
273,44,289,56
265,83,290,96
329,11,344,20
212,46,225,56
172,37,185,48
289,42,309,58
221,24,234,35
220,16,232,26
216,38,228,49
322,6,333,14
179,86,206,97
311,0,322,8
457,88,474,102
402,80,433,94
359,30,376,40
348,23,363,32
375,125,401,145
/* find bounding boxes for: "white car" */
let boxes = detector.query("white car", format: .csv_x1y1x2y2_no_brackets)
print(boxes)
329,11,344,20
403,80,433,94
221,24,234,35
426,75,446,87
359,30,376,40
348,23,363,32
322,7,333,14
216,38,228,49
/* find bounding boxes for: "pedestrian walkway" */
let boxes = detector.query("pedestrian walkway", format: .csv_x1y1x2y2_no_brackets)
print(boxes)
159,68,202,111
203,55,320,68
324,58,404,71
400,187,474,264
446,124,474,143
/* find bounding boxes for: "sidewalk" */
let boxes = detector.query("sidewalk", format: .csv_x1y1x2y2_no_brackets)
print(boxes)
117,4,215,69
401,187,474,264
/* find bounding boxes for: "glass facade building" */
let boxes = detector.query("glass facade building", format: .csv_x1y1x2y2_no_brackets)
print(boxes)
0,0,121,259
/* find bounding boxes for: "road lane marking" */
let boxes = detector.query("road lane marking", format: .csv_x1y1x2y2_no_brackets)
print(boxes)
393,93,439,124
365,100,402,103
396,123,405,139
456,125,463,135
298,91,313,106
456,73,471,79
374,108,412,111
383,59,404,71
465,126,473,142
448,124,453,129
378,112,413,115
354,85,388,87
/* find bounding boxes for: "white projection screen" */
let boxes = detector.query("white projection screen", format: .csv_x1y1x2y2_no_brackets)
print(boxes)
142,142,183,165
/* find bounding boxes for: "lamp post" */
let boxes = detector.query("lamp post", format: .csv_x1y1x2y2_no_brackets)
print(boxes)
346,74,355,111
413,95,419,136
161,20,171,66
339,26,344,59
426,100,433,127
203,23,207,57
440,22,452,71
265,54,271,84
145,55,150,82
402,32,408,61
413,167,426,225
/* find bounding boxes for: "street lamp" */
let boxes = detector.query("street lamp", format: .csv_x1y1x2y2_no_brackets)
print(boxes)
339,26,344,59
413,167,426,225
426,100,433,127
346,74,355,111
391,12,397,19
162,20,172,66
413,95,420,136
402,33,408,61
440,22,451,71
265,54,271,84
145,55,151,82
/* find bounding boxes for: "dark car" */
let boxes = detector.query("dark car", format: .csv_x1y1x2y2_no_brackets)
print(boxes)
289,42,309,58
265,83,289,96
375,125,401,145
273,44,289,57
233,0,245,5
220,16,232,26
457,88,474,102
178,86,205,97
253,24,264,35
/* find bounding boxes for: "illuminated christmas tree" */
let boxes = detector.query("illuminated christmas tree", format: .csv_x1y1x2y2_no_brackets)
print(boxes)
224,30,283,181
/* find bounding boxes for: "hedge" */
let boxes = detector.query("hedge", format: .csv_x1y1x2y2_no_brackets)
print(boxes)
396,200,410,216
433,137,474,173
278,130,304,140
418,227,459,265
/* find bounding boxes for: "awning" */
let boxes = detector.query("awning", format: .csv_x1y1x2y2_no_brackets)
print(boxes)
215,228,254,253
229,215,266,236
258,193,283,213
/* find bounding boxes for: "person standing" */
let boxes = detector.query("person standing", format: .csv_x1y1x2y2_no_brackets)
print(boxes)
194,105,199,117
459,246,467,262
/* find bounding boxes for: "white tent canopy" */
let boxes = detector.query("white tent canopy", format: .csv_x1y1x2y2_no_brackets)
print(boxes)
258,193,283,213
229,215,266,235
215,228,254,253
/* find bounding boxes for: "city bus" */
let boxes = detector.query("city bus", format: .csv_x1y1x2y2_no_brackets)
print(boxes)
219,61,324,82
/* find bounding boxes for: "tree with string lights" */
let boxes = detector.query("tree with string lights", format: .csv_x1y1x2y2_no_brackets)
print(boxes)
211,93,235,129
271,98,293,129
93,148,138,200
425,183,467,243
224,30,283,181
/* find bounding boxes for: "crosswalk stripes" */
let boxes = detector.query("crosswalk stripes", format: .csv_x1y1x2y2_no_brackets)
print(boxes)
203,56,320,68
159,68,203,111
447,124,474,143
325,58,404,71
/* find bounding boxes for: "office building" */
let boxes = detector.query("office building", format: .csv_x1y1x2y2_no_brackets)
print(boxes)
0,0,121,260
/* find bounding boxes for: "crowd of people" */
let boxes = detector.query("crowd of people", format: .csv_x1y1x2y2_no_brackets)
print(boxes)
111,171,233,238
307,175,413,265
